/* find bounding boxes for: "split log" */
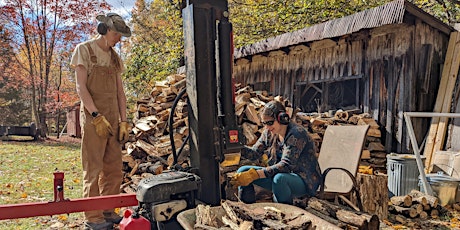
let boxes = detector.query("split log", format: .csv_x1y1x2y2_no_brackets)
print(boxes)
453,202,460,211
419,211,428,219
222,200,313,229
423,204,431,211
334,110,349,121
195,204,220,228
411,203,423,214
244,104,261,126
307,197,379,230
395,214,406,224
242,123,258,145
221,216,239,230
170,78,186,95
389,205,418,218
390,195,412,207
194,224,223,230
430,209,439,218
137,161,163,175
304,208,348,228
367,142,385,152
136,139,161,157
238,221,254,230
358,117,380,129
408,190,438,208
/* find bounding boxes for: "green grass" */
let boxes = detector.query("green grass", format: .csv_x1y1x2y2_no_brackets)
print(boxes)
0,137,85,229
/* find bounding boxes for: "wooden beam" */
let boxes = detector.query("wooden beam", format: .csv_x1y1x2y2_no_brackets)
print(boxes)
423,32,460,169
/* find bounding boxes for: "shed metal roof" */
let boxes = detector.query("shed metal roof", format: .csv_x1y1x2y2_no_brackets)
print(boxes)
234,0,453,59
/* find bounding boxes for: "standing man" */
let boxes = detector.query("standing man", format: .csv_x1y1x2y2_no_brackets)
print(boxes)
71,13,131,230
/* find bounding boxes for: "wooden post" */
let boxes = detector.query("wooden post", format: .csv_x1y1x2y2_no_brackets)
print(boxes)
424,32,460,170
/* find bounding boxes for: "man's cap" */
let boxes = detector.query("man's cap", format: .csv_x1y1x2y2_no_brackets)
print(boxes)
96,13,131,37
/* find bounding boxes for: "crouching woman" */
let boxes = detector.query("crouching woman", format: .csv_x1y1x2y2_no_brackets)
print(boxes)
230,100,321,204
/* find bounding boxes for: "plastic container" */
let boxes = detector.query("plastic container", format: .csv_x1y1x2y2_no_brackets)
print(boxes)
387,153,424,197
119,209,151,230
420,172,460,206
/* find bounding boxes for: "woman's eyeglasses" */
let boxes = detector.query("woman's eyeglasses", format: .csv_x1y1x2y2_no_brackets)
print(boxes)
261,120,275,126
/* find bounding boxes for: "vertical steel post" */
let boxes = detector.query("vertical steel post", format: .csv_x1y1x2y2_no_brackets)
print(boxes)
182,0,230,205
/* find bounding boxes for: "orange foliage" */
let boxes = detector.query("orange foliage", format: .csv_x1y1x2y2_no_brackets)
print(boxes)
0,0,111,128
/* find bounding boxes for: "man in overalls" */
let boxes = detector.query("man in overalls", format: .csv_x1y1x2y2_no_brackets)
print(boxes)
70,13,131,230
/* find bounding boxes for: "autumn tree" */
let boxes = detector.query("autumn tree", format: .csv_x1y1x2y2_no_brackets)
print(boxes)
124,0,460,102
0,24,29,125
0,0,110,136
124,0,183,98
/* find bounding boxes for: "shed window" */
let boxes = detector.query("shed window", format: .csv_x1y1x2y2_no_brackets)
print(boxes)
296,77,360,113
251,81,271,92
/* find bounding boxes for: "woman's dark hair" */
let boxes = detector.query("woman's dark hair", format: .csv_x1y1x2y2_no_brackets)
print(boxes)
262,100,286,119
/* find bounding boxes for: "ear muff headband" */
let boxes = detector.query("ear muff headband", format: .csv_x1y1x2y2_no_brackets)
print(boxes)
265,102,290,125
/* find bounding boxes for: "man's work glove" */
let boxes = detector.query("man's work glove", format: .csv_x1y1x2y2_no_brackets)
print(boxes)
92,115,113,138
230,168,259,187
118,121,129,142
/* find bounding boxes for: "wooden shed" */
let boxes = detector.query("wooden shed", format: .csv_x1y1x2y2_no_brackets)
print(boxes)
232,0,454,153
66,102,81,138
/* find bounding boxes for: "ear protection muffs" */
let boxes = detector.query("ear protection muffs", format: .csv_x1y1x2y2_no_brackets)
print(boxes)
97,23,108,35
277,110,290,125
265,101,290,125
97,13,117,35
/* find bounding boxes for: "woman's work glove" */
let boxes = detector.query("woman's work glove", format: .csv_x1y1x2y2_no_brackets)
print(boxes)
230,168,259,187
261,154,269,166
92,115,113,138
118,121,129,142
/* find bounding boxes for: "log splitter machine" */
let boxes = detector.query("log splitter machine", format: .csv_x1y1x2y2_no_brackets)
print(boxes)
126,0,244,229
0,1,242,229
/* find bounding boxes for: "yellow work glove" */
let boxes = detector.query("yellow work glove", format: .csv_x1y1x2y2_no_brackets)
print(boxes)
230,168,259,187
92,115,113,138
261,154,269,166
118,121,130,142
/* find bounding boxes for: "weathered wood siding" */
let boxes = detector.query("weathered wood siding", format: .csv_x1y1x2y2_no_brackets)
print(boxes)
233,21,449,153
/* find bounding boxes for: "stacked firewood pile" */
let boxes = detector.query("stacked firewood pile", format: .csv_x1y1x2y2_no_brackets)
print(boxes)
233,85,387,173
121,74,189,193
293,110,387,174
388,189,447,224
120,73,387,192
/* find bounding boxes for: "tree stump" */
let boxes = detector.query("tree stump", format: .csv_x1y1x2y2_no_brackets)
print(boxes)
355,173,388,220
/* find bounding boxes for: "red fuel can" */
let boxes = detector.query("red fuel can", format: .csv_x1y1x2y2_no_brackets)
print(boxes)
119,209,150,230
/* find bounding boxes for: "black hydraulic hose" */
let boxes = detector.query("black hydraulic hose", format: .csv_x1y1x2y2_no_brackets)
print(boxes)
169,87,188,165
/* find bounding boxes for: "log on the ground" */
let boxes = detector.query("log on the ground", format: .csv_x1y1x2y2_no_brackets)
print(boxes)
408,190,438,208
390,195,412,207
388,205,418,218
307,197,379,230
305,207,350,229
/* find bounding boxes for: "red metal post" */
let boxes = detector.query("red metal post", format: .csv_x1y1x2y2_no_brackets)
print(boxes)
53,171,65,202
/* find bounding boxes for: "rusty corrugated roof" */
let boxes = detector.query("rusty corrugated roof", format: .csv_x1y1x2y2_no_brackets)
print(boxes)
234,0,452,59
